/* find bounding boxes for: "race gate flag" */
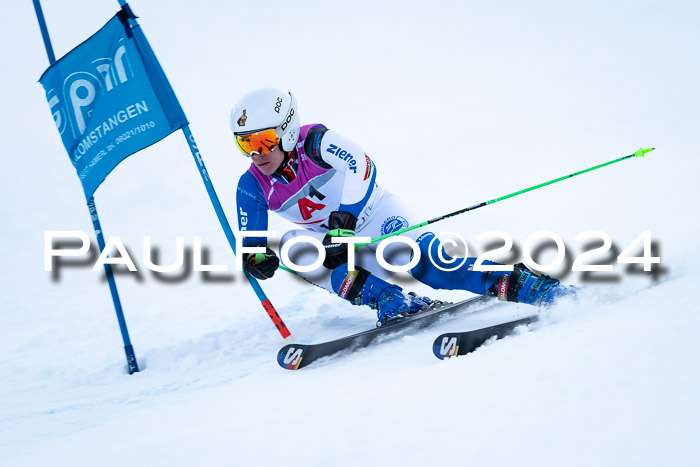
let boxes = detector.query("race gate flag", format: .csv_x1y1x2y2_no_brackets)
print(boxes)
39,8,187,200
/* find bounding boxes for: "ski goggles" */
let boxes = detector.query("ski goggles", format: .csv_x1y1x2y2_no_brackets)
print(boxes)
234,128,280,157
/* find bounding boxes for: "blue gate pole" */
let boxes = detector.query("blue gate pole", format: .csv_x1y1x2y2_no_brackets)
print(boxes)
32,0,55,63
115,0,292,341
32,0,140,374
181,126,293,340
88,199,140,374
113,0,292,339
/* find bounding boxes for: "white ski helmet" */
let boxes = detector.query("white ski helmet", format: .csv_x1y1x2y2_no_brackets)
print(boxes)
230,88,300,153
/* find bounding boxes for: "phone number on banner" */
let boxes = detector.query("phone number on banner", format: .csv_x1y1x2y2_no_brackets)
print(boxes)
115,121,156,144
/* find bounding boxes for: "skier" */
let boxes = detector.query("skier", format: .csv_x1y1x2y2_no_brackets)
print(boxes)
232,88,571,325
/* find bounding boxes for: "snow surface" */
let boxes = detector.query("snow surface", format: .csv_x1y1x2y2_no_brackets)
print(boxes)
2,0,700,465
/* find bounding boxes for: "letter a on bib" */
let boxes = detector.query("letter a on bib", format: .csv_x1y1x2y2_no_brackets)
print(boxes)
298,197,326,220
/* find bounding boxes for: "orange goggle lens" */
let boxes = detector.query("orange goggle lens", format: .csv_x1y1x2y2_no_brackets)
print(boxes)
235,129,280,157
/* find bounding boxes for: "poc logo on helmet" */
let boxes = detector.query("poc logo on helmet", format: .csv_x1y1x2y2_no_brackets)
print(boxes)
274,97,283,113
280,108,295,131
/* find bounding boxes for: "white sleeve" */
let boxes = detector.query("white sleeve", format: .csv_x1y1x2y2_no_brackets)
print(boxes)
318,130,376,216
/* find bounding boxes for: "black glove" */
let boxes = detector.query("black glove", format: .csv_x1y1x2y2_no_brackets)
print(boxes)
322,211,358,269
242,247,279,280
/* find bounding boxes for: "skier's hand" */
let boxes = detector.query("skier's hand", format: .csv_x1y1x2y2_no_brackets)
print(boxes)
242,247,280,280
322,211,358,269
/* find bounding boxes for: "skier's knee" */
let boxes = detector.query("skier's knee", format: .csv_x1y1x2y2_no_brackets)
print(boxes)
409,232,502,294
279,229,299,246
409,232,454,289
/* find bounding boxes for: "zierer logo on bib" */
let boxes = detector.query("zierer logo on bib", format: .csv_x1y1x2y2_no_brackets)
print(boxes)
326,144,358,173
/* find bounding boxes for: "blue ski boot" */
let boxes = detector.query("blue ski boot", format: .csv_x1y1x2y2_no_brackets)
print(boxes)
331,265,431,326
488,263,575,306
374,289,432,325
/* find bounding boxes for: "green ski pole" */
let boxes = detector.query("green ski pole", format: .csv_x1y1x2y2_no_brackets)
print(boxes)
357,147,654,247
278,147,653,273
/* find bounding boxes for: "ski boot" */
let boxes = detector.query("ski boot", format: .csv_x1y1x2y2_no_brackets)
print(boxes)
488,263,575,306
374,289,432,326
331,265,431,326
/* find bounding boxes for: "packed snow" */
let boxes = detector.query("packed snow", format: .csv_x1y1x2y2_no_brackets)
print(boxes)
1,1,699,466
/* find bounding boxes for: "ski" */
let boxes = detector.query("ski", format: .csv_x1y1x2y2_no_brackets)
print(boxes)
432,314,539,360
277,296,495,370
